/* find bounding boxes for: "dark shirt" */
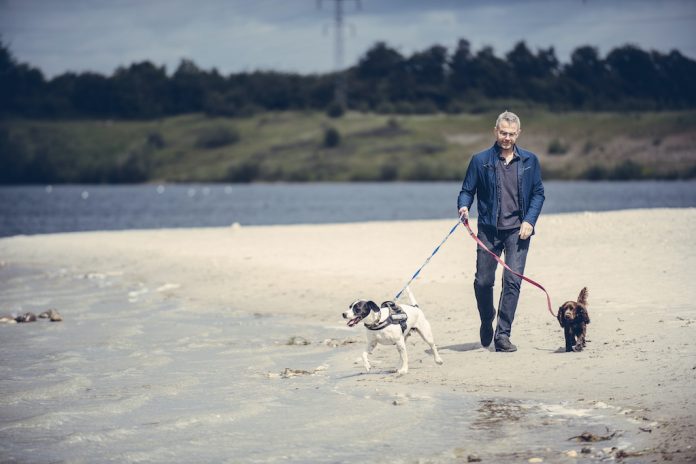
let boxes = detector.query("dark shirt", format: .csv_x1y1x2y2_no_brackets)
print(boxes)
496,150,522,230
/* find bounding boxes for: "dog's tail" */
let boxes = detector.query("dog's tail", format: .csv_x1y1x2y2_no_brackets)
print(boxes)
405,286,419,307
577,287,589,306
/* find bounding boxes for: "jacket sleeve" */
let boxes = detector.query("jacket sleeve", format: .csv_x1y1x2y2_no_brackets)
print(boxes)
457,155,478,211
524,156,545,226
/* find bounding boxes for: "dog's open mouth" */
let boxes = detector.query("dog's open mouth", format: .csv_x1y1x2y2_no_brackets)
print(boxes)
347,316,363,327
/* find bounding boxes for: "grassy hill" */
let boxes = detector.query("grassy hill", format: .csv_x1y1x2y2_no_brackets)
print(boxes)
2,110,695,183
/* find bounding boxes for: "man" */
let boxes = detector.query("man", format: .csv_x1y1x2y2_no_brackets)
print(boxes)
457,111,545,352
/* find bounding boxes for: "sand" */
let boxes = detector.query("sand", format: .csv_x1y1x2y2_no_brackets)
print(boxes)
1,208,695,462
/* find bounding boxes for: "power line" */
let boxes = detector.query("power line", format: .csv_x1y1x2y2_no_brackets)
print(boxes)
318,0,360,108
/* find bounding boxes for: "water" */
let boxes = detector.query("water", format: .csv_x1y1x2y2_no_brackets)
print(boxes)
0,266,650,463
1,180,695,237
0,182,682,461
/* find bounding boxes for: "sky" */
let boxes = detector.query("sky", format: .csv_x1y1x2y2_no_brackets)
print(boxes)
1,0,695,78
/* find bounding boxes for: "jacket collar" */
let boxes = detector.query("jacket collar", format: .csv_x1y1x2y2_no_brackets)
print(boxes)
489,142,530,164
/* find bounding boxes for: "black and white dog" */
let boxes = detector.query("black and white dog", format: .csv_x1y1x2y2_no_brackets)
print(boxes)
342,288,443,375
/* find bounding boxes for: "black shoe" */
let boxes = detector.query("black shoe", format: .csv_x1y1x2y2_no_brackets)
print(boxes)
479,320,494,347
495,336,517,352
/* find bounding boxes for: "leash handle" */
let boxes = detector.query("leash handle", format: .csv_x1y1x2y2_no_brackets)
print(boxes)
461,216,555,318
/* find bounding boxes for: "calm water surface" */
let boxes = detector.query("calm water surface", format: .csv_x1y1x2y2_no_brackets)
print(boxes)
1,181,694,237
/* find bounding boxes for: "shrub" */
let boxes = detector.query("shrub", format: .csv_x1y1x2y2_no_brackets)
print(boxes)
610,160,643,180
379,162,399,181
323,127,341,148
195,126,239,149
583,165,607,180
0,128,30,183
326,102,345,118
547,138,569,155
146,132,165,149
109,150,152,183
688,164,696,179
387,118,400,131
226,160,260,183
413,143,445,155
403,161,437,180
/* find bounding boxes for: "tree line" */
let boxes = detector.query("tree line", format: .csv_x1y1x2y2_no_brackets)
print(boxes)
2,38,696,119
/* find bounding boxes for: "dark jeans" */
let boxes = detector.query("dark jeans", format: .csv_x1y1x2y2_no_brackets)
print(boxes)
473,226,530,341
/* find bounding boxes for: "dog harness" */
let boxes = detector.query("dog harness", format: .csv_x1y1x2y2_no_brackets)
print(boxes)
364,301,408,334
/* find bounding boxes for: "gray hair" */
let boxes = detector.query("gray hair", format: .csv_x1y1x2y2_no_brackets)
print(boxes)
495,110,521,130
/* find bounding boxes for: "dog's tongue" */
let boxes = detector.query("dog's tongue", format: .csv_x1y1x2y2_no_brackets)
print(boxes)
347,317,362,327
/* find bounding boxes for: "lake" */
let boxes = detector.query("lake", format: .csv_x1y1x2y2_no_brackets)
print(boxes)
1,180,695,237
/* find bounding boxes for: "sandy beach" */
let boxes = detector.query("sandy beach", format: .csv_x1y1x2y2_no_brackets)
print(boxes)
1,208,695,463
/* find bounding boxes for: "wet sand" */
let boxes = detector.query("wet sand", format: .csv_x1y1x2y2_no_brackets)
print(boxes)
1,208,695,462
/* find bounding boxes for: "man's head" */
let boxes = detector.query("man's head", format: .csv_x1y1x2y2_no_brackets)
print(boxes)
494,110,521,151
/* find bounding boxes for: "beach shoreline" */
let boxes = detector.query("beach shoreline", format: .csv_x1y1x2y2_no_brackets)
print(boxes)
1,208,695,462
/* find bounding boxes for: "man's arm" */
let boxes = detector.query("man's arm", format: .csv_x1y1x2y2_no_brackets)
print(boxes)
521,156,545,238
457,156,479,220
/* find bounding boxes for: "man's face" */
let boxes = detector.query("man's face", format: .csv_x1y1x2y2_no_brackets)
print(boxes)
494,120,520,151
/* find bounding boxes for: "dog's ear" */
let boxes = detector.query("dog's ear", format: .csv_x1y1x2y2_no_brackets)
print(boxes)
366,301,380,313
557,306,564,326
578,305,590,324
351,300,371,316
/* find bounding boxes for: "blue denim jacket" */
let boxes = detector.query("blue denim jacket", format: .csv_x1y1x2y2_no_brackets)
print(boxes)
457,143,545,230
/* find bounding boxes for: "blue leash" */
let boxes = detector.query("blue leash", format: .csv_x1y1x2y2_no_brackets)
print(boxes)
394,219,462,301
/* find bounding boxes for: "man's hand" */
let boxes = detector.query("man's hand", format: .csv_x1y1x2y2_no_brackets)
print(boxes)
519,221,534,240
458,207,469,222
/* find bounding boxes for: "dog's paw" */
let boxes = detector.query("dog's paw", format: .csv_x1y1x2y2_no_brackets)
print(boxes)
396,367,408,375
572,344,584,352
435,356,444,365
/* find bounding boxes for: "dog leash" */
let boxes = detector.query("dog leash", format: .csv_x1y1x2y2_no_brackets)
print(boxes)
460,215,556,318
394,215,555,318
394,220,462,301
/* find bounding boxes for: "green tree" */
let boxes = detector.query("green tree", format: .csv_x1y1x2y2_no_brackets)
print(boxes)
0,41,46,117
112,61,169,117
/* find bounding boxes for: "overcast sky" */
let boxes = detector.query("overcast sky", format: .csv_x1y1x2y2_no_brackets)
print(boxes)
1,0,695,78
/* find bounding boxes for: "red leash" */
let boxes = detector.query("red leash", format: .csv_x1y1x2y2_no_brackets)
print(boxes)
461,217,556,318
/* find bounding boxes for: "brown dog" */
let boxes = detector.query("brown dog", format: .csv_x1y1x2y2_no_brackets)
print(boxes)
557,287,590,352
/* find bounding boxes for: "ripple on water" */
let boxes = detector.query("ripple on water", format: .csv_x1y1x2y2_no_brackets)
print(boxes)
0,376,93,405
0,263,654,464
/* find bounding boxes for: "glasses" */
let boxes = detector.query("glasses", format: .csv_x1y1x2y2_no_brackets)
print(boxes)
497,130,518,138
